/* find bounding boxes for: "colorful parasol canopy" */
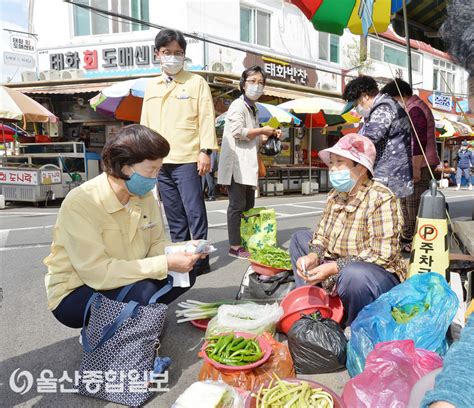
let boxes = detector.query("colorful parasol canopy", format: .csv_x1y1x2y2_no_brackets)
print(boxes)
278,97,360,128
216,102,302,128
90,78,152,122
291,0,405,36
435,118,473,138
0,86,57,123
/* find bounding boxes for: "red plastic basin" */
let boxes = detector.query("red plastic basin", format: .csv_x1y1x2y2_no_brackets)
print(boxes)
280,285,329,312
249,259,290,276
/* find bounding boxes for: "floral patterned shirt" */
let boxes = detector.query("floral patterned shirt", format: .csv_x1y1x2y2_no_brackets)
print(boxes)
360,94,414,198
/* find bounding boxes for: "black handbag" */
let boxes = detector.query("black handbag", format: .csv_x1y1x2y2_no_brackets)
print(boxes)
236,267,295,301
260,136,282,156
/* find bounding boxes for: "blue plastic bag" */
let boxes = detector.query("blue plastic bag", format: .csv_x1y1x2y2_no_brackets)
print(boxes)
347,273,458,377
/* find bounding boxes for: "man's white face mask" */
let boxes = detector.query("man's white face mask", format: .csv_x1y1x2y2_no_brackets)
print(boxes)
160,55,184,75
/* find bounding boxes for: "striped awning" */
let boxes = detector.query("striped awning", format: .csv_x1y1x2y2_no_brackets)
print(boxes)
392,0,447,51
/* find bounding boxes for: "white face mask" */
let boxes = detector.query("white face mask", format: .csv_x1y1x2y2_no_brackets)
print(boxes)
160,55,184,75
355,104,371,118
245,83,264,101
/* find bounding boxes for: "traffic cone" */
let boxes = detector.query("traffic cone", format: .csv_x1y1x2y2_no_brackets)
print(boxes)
408,180,450,280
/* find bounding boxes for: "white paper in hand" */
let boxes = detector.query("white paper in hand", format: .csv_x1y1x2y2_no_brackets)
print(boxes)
165,245,191,288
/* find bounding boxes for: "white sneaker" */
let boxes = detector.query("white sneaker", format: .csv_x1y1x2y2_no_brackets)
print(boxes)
469,185,473,191
455,185,460,191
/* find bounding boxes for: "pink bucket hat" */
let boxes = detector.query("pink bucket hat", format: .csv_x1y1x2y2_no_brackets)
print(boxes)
319,133,376,175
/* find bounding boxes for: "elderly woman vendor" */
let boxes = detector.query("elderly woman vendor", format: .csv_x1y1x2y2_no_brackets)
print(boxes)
44,125,203,328
289,134,405,325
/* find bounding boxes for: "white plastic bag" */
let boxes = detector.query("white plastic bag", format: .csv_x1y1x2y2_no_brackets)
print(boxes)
205,303,283,337
172,381,244,408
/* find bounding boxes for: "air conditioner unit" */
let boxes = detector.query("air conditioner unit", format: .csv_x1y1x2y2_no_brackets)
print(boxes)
61,69,85,79
21,71,38,82
39,70,61,81
211,61,232,73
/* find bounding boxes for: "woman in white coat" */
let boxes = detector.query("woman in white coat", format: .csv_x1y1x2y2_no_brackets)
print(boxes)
217,66,281,259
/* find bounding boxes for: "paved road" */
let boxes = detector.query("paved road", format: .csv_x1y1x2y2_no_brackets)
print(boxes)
1,187,472,407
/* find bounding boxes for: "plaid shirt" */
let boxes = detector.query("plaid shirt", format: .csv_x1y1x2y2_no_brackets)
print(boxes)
311,179,406,281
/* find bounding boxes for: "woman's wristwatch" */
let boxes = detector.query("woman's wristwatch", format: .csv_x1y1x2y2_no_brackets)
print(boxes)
200,149,212,155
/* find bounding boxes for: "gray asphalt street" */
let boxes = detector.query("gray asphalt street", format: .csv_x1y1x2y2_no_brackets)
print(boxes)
1,187,473,407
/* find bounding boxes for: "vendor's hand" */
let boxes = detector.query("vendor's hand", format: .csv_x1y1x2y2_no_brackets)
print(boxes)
303,262,338,284
260,126,276,137
166,252,201,273
296,253,319,280
197,152,211,176
274,129,282,139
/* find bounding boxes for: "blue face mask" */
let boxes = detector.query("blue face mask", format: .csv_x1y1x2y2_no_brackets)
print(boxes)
329,169,356,192
125,169,156,196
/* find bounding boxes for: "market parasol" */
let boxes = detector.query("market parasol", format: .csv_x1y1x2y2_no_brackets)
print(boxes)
215,102,302,128
435,118,473,138
290,0,403,36
0,86,58,123
90,77,151,122
278,96,360,186
0,86,57,154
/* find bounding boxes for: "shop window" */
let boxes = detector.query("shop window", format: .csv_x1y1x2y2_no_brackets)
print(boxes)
240,6,271,47
319,32,340,64
73,0,149,37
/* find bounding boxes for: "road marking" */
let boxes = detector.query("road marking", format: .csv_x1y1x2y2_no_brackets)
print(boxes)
0,225,54,233
287,204,319,209
0,211,58,216
0,230,9,249
208,210,323,228
0,243,51,252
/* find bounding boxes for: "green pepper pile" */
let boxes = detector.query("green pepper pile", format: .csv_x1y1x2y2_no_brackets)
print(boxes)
205,334,264,366
251,246,292,270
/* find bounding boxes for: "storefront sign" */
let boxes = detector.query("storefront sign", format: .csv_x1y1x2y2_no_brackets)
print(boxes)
263,60,308,85
243,54,317,88
0,169,39,186
10,33,36,53
49,45,160,71
39,38,203,75
432,92,453,112
3,52,35,68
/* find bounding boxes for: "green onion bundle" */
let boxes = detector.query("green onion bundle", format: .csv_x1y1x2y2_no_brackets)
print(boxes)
175,300,234,323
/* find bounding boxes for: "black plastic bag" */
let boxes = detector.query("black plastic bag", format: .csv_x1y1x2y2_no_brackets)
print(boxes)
287,313,347,374
236,268,295,301
260,136,282,156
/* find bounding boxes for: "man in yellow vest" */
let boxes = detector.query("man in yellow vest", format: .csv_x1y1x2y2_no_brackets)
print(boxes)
141,29,218,274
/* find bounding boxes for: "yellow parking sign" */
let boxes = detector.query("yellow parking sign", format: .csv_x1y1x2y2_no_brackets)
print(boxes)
409,217,449,280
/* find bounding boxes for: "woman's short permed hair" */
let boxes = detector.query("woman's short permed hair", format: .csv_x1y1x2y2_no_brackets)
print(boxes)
342,75,379,102
101,125,170,180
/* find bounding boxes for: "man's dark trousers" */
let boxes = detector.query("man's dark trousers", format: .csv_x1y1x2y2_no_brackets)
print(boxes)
158,163,210,271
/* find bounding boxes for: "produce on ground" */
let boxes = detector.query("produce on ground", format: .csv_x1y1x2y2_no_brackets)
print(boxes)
250,246,292,269
205,333,264,366
173,381,242,408
175,300,235,323
391,302,429,324
254,376,334,408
